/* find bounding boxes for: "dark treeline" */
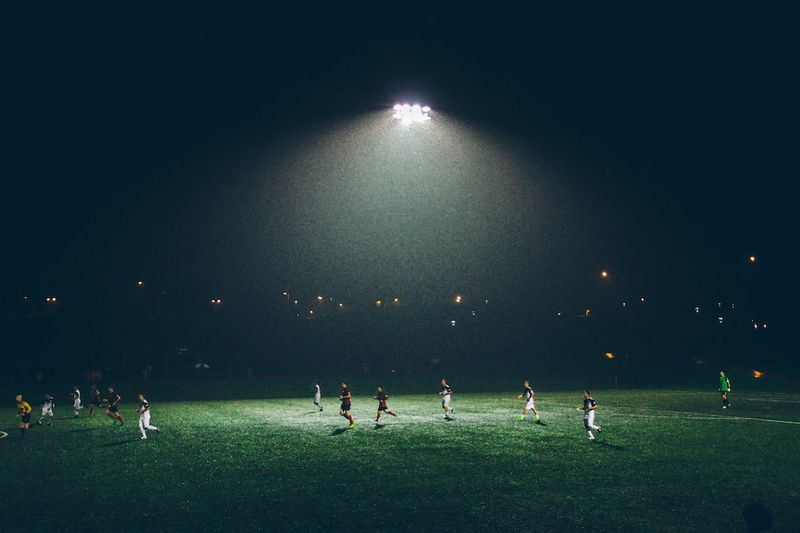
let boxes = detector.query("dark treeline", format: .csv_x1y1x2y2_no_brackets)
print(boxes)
1,287,783,388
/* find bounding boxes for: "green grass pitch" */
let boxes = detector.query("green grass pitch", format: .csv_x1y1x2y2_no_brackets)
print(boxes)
1,389,799,531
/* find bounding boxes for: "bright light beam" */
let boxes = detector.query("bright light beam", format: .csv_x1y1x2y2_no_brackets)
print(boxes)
392,103,432,124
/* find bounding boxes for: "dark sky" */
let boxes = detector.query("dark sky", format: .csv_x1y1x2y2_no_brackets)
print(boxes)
3,5,796,312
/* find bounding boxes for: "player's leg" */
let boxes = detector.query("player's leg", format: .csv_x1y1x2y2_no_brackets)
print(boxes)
116,411,125,425
139,415,147,439
376,409,382,423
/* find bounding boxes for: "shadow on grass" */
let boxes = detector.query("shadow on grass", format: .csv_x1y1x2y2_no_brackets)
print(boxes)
593,441,624,451
330,428,350,436
300,411,322,416
100,438,140,447
535,420,548,426
69,427,100,433
373,424,386,430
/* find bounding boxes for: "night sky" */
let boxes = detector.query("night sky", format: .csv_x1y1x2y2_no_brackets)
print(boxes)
4,5,796,321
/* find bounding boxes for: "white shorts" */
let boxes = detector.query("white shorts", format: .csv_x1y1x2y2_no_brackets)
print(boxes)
41,407,53,417
314,394,321,404
442,397,451,408
584,411,596,427
525,399,536,410
139,411,151,426
73,399,82,409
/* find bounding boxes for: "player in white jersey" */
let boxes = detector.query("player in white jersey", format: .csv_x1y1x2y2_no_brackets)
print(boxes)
580,390,602,441
136,394,160,440
313,381,323,411
71,386,82,417
516,380,540,422
439,379,453,420
38,393,55,425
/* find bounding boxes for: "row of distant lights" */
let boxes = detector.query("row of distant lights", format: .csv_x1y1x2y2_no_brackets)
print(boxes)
392,103,432,124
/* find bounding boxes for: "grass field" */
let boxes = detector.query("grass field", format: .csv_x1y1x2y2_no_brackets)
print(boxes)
1,388,799,532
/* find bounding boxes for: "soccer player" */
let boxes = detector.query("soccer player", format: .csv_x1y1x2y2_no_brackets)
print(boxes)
338,382,356,429
719,370,732,409
516,380,540,422
313,381,323,412
16,395,32,438
38,393,55,425
439,379,453,420
136,393,160,440
71,386,82,417
581,390,602,441
374,386,397,423
105,387,125,425
87,384,102,417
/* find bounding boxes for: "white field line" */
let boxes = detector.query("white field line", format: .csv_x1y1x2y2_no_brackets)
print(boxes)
607,410,800,426
0,431,8,439
741,398,800,404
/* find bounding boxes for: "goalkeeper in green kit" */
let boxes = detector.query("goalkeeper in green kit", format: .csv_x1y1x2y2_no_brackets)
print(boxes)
719,370,731,409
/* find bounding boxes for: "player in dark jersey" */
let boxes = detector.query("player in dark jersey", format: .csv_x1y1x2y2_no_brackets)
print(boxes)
339,382,356,429
439,379,453,420
516,380,540,422
105,387,125,425
16,394,32,437
38,393,55,425
374,386,397,423
87,384,103,417
580,390,602,441
136,393,160,440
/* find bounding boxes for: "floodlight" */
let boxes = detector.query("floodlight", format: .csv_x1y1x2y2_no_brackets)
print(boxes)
392,102,432,124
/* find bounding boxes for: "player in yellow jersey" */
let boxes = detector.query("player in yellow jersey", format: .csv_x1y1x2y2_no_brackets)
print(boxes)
16,394,32,438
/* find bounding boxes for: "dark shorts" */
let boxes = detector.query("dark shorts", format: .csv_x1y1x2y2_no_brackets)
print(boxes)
340,402,351,412
21,413,31,424
108,405,119,413
378,403,388,411
92,398,102,406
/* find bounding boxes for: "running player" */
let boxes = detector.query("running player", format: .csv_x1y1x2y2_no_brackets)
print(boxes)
313,381,323,412
87,384,102,417
439,379,453,420
16,395,32,438
374,386,397,423
339,382,356,429
38,393,55,425
105,387,125,425
719,370,732,409
136,393,160,440
71,386,82,417
581,390,602,441
516,380,540,422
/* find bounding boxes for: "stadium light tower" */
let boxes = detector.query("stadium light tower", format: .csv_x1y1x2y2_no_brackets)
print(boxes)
392,103,432,124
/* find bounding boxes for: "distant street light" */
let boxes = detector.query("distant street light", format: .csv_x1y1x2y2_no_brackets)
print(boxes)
375,299,382,307
211,298,222,305
600,271,608,279
137,280,144,287
392,103,432,124
45,297,57,303
749,255,757,263
454,295,463,304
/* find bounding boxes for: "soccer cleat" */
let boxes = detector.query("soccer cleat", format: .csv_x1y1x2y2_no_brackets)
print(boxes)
517,415,525,421
348,423,356,429
722,405,727,409
597,427,602,433
140,435,147,440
